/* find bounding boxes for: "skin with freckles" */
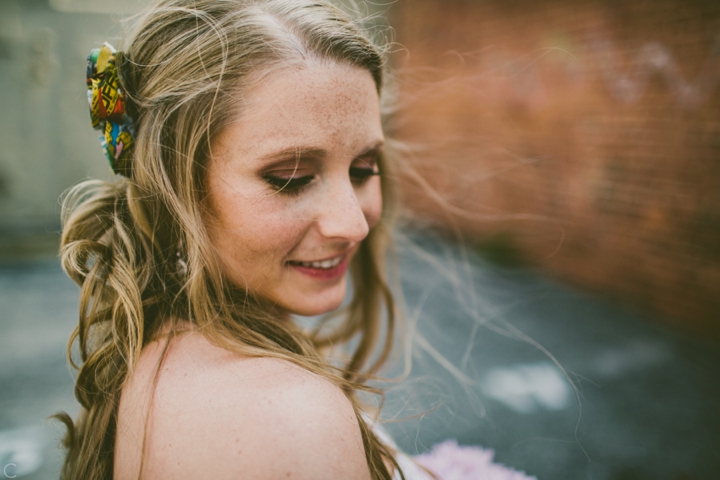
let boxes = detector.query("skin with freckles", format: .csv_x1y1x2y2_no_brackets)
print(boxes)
114,61,383,480
115,331,372,480
206,60,384,317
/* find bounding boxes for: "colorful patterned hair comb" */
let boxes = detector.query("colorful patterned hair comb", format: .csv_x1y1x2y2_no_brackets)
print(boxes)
87,42,135,176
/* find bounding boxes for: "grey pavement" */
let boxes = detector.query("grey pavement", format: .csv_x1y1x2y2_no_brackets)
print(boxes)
0,233,719,479
383,233,720,480
0,260,79,480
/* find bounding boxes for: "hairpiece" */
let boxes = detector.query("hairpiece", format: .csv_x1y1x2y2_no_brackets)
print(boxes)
86,42,135,176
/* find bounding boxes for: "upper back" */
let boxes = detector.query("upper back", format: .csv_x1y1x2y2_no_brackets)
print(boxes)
114,329,371,479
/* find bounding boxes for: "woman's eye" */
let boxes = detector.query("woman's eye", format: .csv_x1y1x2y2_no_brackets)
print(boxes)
349,167,379,183
263,174,314,195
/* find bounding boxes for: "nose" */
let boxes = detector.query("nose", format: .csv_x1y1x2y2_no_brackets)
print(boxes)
315,178,370,243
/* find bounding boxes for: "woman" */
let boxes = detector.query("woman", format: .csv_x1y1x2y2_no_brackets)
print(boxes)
57,1,536,479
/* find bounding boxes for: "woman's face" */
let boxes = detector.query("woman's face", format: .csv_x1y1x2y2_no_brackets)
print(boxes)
205,61,384,317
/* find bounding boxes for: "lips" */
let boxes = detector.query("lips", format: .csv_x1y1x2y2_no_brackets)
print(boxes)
287,254,349,280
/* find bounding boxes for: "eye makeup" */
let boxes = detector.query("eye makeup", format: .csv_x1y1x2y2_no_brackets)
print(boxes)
259,156,315,195
349,146,381,184
349,165,379,182
259,142,383,196
262,173,314,195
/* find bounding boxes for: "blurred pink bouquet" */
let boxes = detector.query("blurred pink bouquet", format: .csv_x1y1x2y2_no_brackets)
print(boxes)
415,440,537,480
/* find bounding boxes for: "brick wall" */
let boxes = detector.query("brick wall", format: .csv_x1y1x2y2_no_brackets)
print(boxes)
390,0,720,339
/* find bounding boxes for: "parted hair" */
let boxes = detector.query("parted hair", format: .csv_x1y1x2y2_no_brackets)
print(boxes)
55,0,403,478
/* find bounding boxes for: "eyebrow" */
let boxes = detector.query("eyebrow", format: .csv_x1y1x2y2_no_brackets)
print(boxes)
259,141,385,165
355,141,385,159
260,146,327,163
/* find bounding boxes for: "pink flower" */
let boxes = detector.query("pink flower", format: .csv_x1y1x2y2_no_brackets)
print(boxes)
414,440,537,480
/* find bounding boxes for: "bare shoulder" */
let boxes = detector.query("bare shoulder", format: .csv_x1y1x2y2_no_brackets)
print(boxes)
115,331,370,480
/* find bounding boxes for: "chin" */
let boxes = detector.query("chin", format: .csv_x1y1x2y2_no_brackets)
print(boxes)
288,296,345,317
283,283,348,317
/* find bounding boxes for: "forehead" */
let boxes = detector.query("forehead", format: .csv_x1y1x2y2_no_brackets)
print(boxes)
213,61,383,163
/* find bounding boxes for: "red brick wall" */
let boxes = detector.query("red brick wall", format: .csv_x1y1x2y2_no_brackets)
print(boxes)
390,0,720,338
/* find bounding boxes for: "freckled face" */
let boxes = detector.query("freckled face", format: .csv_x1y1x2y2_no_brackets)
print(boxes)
205,62,384,317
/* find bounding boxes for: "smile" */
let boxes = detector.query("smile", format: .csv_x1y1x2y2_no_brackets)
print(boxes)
289,256,344,269
287,254,349,281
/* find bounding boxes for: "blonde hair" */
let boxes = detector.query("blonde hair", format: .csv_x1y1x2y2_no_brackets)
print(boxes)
55,1,402,478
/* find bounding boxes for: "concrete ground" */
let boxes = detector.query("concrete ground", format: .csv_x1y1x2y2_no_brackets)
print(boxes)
383,234,720,480
0,233,718,479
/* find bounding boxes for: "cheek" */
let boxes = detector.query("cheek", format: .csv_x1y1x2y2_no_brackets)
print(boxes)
363,181,384,230
205,165,306,285
207,184,304,268
249,215,307,255
220,206,307,260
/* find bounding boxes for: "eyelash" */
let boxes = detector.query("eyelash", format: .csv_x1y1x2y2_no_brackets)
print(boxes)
263,175,314,196
263,165,380,196
349,166,379,183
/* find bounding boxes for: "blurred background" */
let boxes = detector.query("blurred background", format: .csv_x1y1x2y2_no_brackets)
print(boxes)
0,0,718,479
390,0,720,339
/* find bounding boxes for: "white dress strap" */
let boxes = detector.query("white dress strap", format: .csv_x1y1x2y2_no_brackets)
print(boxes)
364,414,434,480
